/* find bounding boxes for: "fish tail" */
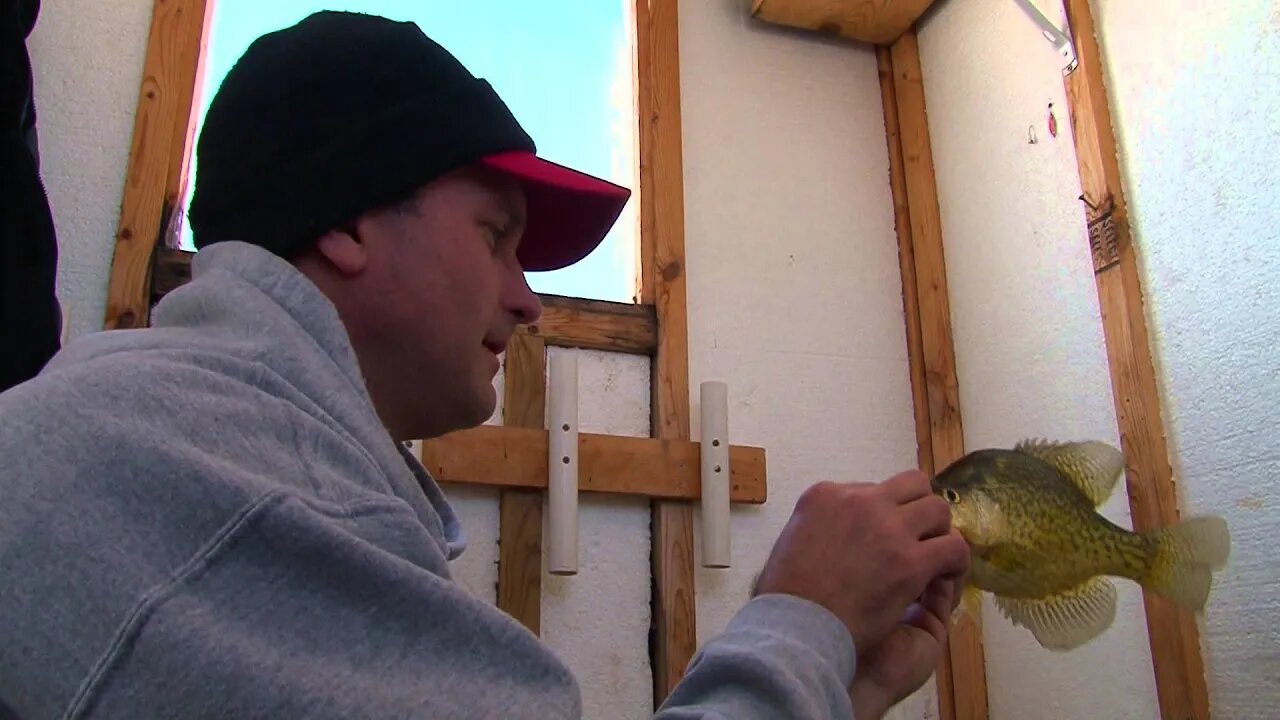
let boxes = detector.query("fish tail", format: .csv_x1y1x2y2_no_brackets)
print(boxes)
1141,515,1231,609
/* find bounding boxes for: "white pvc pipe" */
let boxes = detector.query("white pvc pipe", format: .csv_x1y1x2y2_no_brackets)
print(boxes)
547,352,579,575
700,380,731,568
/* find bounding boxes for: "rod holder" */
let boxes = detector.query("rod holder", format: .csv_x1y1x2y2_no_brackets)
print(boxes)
547,352,579,575
699,380,731,568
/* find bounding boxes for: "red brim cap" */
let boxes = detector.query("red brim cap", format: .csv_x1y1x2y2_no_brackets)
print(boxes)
478,151,632,272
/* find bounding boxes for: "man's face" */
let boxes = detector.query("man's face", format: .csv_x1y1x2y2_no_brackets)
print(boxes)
314,165,543,441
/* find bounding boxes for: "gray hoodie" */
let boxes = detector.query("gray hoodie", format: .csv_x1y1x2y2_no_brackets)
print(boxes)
0,241,856,719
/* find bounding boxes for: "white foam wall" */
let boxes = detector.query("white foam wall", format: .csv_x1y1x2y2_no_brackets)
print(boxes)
28,0,153,340
1092,1,1280,716
678,1,929,717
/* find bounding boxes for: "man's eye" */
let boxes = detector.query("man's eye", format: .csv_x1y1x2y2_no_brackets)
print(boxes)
484,221,513,250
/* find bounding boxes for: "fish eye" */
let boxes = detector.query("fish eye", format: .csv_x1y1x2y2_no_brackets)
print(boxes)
943,488,960,504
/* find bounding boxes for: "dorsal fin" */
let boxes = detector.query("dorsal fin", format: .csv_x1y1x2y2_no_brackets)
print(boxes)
1014,438,1125,506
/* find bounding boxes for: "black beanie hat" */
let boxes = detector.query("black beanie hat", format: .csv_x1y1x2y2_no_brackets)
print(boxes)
187,10,630,270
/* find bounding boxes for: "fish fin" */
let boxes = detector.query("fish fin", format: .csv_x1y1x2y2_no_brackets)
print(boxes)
950,584,984,627
1014,438,1125,506
959,584,984,633
1142,515,1231,609
993,576,1117,651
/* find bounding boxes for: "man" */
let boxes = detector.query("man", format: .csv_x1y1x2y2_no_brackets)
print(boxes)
0,11,969,719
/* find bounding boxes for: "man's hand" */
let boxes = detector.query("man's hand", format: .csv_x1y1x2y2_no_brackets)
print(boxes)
848,573,964,719
752,471,970,655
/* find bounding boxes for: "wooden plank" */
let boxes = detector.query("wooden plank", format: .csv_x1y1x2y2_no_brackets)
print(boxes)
635,0,697,704
417,424,766,504
1059,2,1210,717
877,47,932,477
160,0,213,251
497,333,548,635
877,44,960,720
519,293,658,355
104,0,212,330
889,30,989,720
149,248,658,354
751,0,938,46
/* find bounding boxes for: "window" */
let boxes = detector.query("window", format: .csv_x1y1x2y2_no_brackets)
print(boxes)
177,0,640,304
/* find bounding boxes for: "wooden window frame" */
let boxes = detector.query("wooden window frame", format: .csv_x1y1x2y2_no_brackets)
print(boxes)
103,0,704,707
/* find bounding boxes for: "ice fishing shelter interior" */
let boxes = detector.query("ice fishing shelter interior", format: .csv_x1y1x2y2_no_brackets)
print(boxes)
32,0,1276,718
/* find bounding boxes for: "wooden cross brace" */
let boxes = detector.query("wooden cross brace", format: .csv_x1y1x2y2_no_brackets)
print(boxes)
414,424,767,505
410,331,767,640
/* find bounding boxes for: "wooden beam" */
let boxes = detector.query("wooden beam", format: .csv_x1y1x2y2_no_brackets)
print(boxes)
636,0,697,705
104,0,212,330
150,247,659,355
497,333,548,635
417,424,766,504
520,294,658,355
1059,2,1211,717
878,44,958,720
751,0,939,46
877,48,932,477
888,29,989,720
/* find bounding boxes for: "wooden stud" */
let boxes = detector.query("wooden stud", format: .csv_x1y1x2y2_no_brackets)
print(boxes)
497,333,548,635
1059,1,1211,716
104,0,212,330
149,248,659,356
888,29,989,720
751,0,939,46
520,294,658,355
420,424,767,504
635,0,697,704
877,48,932,477
878,44,958,720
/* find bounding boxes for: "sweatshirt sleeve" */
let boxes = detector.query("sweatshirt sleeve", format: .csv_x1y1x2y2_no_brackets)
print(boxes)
653,593,856,719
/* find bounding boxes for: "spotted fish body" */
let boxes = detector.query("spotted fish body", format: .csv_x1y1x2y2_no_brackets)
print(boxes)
932,439,1231,651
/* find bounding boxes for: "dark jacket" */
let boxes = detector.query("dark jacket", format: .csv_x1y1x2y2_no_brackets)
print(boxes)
1,0,60,393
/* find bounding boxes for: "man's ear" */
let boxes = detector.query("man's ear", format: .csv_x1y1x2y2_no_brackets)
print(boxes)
313,225,368,276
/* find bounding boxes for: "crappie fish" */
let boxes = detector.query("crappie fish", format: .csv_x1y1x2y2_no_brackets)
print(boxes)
932,438,1230,651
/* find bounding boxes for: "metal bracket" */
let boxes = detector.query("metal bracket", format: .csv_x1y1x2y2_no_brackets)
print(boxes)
1013,0,1078,74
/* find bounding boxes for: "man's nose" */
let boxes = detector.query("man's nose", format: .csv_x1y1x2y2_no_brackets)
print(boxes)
507,272,543,326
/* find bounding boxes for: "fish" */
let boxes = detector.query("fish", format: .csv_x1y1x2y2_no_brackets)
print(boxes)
931,438,1231,651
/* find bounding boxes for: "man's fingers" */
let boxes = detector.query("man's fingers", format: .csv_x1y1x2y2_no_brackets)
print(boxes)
900,494,952,539
882,470,932,504
920,577,956,619
904,599,948,643
921,530,971,580
902,577,956,643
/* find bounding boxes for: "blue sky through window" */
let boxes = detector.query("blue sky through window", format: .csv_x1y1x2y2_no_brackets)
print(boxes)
179,1,639,304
